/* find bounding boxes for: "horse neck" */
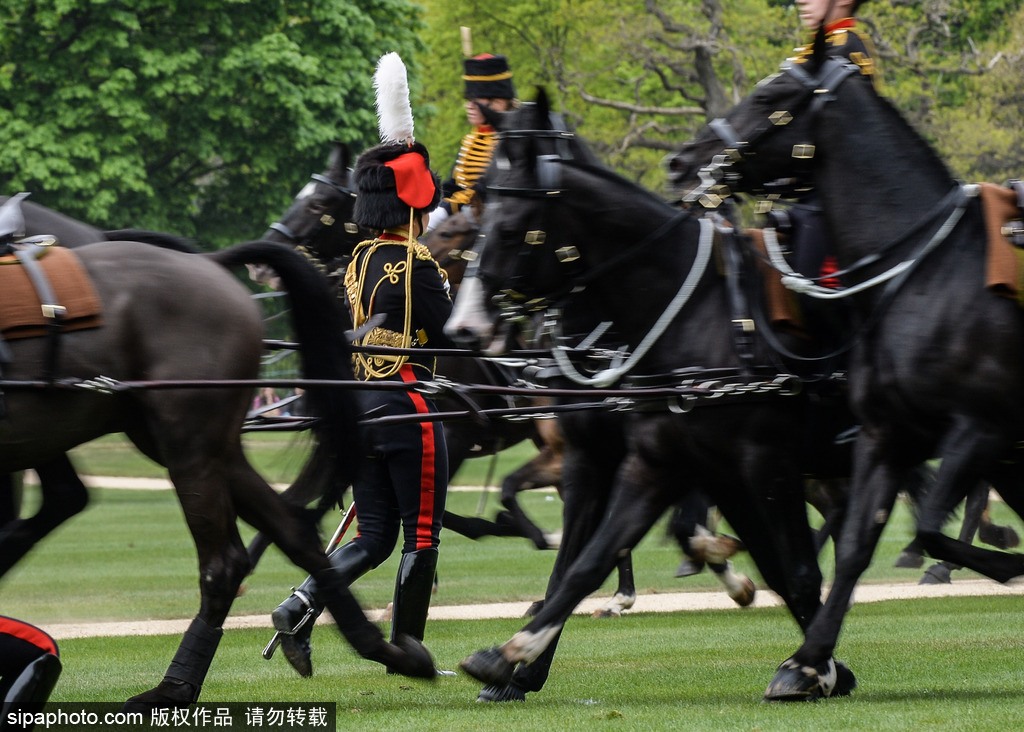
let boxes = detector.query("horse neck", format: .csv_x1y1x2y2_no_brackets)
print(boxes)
815,79,956,266
559,175,735,369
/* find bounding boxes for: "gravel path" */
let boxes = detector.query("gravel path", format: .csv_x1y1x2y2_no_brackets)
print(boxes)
44,579,1024,640
34,476,1024,641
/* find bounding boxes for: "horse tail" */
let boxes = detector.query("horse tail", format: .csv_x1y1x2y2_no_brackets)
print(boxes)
206,240,362,518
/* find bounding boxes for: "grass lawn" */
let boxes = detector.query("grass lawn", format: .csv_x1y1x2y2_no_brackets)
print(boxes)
6,435,1024,729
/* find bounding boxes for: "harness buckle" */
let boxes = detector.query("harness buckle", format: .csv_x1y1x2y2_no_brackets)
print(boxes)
769,111,793,126
524,230,546,245
555,246,580,263
792,144,816,159
344,222,359,234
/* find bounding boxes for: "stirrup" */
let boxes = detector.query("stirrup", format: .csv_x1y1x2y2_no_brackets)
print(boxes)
263,590,317,660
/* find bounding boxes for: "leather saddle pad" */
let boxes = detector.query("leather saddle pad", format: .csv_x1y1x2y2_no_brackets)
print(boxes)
0,245,103,339
980,182,1024,303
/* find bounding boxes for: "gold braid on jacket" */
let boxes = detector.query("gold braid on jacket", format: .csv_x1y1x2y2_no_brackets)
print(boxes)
448,126,498,210
344,233,448,380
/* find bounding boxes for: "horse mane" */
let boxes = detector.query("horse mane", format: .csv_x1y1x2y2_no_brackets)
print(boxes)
871,89,954,184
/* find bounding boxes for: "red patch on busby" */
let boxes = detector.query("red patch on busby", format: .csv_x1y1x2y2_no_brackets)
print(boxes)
384,152,437,209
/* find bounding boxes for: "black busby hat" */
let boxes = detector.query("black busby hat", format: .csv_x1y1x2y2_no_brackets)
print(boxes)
353,141,442,231
463,54,516,100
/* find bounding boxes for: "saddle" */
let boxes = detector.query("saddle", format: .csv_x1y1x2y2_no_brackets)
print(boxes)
980,181,1024,303
0,195,103,363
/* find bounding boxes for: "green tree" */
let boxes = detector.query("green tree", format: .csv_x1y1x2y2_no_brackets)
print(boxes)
0,0,424,247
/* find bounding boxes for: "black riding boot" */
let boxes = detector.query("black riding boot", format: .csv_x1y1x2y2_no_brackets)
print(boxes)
269,542,374,677
387,547,447,675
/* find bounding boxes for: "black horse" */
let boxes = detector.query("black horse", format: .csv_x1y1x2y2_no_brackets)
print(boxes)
0,200,436,710
667,38,1024,699
445,90,857,702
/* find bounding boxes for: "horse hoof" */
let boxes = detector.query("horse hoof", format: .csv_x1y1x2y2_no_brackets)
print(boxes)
524,600,544,617
675,559,705,578
543,531,562,550
893,550,924,569
833,660,857,697
389,634,438,680
477,683,527,702
460,647,514,687
919,564,952,585
980,524,1021,550
122,678,197,713
764,657,837,702
728,576,756,607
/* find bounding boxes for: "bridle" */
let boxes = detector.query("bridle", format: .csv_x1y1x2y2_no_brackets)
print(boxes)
684,56,863,209
684,55,979,362
473,126,712,387
268,172,363,269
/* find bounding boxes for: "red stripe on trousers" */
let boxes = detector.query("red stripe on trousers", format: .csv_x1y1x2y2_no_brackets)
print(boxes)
0,615,58,655
400,365,436,550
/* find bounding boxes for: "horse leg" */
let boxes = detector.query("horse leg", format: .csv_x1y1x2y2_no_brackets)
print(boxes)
765,433,911,701
919,480,988,584
592,552,636,618
123,460,250,711
977,492,1020,550
475,422,621,702
0,472,21,526
914,424,1024,582
667,494,712,577
463,459,670,692
0,456,89,578
495,445,563,550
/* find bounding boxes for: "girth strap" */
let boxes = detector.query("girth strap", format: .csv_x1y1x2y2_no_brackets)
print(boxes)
13,239,66,383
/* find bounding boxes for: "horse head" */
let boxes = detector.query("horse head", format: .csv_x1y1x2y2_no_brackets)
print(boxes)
422,192,485,295
445,89,601,353
250,141,368,288
666,31,867,205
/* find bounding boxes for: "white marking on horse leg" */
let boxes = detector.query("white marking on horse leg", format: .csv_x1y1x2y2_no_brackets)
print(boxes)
594,591,637,617
500,624,563,664
543,530,562,549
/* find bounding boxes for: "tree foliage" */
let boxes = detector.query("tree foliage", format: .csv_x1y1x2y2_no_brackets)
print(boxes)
0,0,424,246
417,0,1024,193
2,0,1021,247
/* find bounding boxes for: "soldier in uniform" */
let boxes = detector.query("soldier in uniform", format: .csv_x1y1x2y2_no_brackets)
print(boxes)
427,53,517,231
1,615,61,722
791,0,880,87
268,139,455,678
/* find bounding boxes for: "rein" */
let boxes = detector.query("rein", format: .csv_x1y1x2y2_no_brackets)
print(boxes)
762,183,977,299
549,216,715,387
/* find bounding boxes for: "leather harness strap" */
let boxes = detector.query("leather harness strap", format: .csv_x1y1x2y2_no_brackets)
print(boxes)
12,239,66,383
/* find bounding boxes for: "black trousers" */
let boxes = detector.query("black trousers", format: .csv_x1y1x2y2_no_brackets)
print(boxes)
350,365,448,566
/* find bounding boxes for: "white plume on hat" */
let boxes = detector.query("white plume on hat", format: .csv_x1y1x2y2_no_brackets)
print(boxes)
373,52,415,145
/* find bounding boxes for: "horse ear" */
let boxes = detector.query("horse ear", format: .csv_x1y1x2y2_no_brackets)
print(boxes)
328,141,350,173
534,87,551,126
476,101,505,130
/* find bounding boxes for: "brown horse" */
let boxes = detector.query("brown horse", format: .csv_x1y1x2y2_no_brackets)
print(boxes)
0,200,435,710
